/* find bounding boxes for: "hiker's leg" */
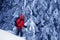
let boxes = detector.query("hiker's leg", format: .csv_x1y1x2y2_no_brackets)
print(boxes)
20,29,23,37
16,29,19,35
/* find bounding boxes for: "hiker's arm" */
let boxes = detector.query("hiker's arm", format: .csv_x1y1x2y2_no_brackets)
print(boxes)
24,25,27,28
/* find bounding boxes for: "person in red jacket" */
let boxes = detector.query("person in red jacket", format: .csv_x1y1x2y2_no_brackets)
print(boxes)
15,14,27,37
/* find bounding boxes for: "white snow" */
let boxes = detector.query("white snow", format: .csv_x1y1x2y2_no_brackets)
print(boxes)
24,17,36,40
0,29,25,40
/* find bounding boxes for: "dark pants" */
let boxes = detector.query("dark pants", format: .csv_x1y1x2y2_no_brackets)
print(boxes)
16,28,23,37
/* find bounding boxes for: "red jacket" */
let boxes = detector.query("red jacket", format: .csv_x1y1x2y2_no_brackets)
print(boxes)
15,15,24,29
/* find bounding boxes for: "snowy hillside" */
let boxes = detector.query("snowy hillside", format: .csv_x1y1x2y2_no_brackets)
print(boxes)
0,29,25,40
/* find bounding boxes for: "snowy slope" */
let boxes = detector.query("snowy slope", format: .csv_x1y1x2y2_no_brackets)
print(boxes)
0,29,25,40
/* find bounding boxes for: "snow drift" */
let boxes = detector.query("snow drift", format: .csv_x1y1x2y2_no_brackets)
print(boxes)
0,29,25,40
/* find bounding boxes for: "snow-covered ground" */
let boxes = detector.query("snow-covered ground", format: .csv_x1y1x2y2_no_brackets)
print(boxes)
0,29,26,40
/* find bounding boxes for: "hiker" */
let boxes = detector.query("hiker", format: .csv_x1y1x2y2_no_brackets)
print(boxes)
15,14,27,37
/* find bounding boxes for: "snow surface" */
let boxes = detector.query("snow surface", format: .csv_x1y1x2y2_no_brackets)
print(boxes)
0,29,26,40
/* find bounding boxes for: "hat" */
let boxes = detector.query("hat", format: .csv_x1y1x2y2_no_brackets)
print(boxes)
20,15,24,19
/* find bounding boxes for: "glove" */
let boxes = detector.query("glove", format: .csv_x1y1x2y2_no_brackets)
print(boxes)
24,25,27,28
